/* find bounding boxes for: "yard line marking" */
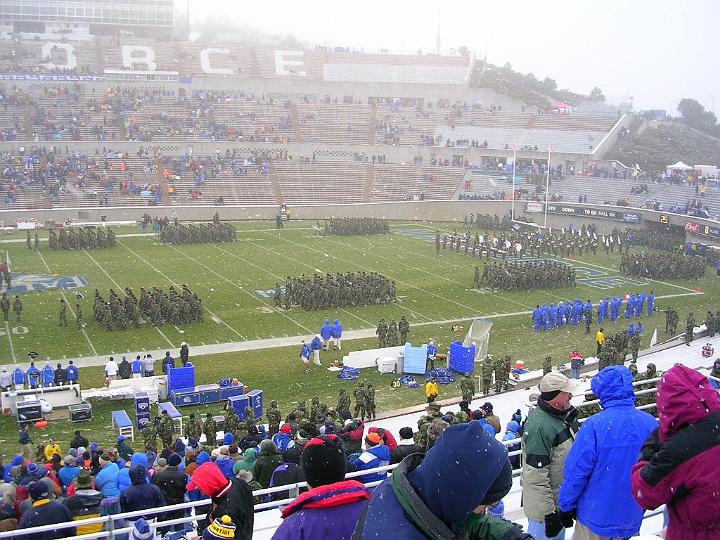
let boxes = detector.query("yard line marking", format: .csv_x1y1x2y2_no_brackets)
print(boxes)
258,233,433,322
82,249,174,348
36,250,97,356
162,244,315,335
4,321,16,363
118,240,247,340
210,243,375,328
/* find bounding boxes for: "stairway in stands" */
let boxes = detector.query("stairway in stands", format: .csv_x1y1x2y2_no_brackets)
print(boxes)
290,103,302,143
363,163,375,202
367,102,377,145
268,162,284,205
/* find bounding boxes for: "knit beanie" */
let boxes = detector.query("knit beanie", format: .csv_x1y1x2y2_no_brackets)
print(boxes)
203,515,236,540
301,435,346,487
223,433,235,446
399,427,414,440
168,454,182,467
130,518,155,540
186,462,230,496
280,424,291,434
365,432,381,446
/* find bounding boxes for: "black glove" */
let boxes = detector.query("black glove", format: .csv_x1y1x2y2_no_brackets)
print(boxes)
558,508,576,529
544,511,563,538
639,428,662,462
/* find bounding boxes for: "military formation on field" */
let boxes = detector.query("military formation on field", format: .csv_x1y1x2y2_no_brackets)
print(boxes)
326,217,390,236
375,316,410,347
620,253,706,280
279,272,396,311
92,284,203,330
48,227,116,250
625,228,684,253
463,213,512,230
597,330,642,370
158,222,237,244
474,260,576,291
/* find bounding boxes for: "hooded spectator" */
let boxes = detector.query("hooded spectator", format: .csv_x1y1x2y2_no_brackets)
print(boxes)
58,456,80,490
272,424,292,454
268,449,305,501
283,430,307,465
232,447,258,476
391,427,423,464
63,470,103,536
117,453,149,493
130,518,156,540
340,418,364,455
119,464,166,521
353,422,528,539
559,366,657,539
116,436,134,462
502,421,521,469
17,481,75,539
186,461,254,539
348,431,390,483
253,440,282,489
368,426,398,452
272,435,370,540
426,419,450,451
631,365,720,540
215,448,234,479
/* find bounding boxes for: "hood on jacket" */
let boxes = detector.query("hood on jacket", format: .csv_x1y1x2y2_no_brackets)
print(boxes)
407,421,511,527
366,444,390,461
656,365,720,441
186,462,230,497
130,452,148,470
592,365,636,409
240,448,258,463
195,451,211,466
11,455,23,467
129,464,148,485
259,439,278,456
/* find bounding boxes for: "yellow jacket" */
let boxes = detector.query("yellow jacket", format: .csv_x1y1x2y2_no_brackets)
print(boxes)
425,380,438,398
44,443,61,462
596,331,605,345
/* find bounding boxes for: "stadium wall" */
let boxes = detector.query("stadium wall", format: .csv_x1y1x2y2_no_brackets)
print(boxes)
4,201,718,245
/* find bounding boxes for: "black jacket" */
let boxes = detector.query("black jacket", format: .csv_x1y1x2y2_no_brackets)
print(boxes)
208,478,254,540
69,434,89,449
118,360,132,379
390,441,424,464
152,466,187,505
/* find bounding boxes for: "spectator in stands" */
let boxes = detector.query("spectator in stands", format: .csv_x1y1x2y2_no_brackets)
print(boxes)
95,453,121,514
426,419,450,451
117,452,148,494
269,450,305,501
503,421,521,469
558,366,657,539
631,365,720,540
347,432,390,483
18,481,75,539
272,435,370,540
120,464,165,524
354,421,528,539
232,448,258,476
69,430,89,450
58,456,80,490
253,439,282,489
186,461,254,539
152,453,187,533
390,427,422,464
63,470,103,536
521,372,579,540
481,402,501,434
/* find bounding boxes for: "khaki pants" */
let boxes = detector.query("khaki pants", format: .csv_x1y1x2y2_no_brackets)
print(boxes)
572,520,625,540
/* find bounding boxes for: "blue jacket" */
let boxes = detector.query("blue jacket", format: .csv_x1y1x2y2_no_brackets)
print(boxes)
4,455,22,482
310,336,322,351
117,453,149,493
300,344,310,358
320,320,332,340
12,368,24,386
331,320,343,338
348,444,390,484
95,462,120,498
272,433,292,454
131,359,143,374
559,366,657,538
65,364,78,382
58,465,80,489
354,422,514,539
42,365,54,387
427,343,437,358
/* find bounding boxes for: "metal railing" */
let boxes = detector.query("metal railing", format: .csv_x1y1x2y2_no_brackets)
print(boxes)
8,369,717,539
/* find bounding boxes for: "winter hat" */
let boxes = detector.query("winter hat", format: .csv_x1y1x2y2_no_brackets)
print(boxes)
76,446,86,455
481,402,494,413
399,427,414,440
222,433,234,446
195,451,211,466
27,463,38,475
323,422,336,435
295,430,309,445
116,436,125,442
506,420,520,433
75,457,84,467
203,515,236,540
186,462,230,496
130,518,155,540
90,443,98,451
260,439,277,453
302,435,346,487
280,424,291,434
99,453,112,465
156,458,167,469
63,455,74,466
408,422,512,526
130,464,148,485
69,448,77,457
168,454,182,467
28,481,50,500
471,410,483,421
75,469,93,489
228,444,239,458
365,432,381,446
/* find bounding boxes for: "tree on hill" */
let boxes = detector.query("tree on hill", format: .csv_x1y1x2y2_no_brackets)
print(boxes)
677,98,719,137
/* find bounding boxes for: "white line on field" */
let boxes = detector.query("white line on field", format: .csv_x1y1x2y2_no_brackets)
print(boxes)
36,250,97,355
117,240,247,340
82,249,174,347
4,320,16,363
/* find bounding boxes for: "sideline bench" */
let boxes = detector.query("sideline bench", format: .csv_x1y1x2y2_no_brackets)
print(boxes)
111,410,134,441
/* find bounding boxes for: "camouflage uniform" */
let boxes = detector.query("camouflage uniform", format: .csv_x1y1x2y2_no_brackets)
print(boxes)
185,413,203,442
266,400,281,436
337,388,351,414
353,381,366,420
460,375,475,402
203,413,218,447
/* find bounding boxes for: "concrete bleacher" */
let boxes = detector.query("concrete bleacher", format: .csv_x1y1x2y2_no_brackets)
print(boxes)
370,164,465,202
296,103,372,145
273,161,367,205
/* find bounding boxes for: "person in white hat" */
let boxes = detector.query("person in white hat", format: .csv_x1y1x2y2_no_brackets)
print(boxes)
521,371,579,540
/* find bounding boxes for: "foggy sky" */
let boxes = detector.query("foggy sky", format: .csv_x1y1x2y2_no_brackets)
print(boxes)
189,0,719,114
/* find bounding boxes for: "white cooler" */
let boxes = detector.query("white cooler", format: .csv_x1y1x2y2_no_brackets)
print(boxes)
376,357,397,374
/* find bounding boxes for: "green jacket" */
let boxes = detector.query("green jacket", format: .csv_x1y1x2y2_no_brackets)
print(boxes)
520,399,579,521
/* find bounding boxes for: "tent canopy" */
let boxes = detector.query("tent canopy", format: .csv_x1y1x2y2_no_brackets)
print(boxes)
667,161,693,170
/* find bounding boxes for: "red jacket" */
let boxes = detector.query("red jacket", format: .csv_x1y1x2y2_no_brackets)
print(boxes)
631,366,720,540
368,427,397,452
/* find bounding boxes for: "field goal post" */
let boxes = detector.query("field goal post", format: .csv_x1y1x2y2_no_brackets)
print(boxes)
462,317,493,363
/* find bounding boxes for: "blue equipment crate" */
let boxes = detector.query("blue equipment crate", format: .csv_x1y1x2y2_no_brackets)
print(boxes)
228,395,249,418
167,364,195,393
134,392,150,415
448,341,476,374
220,385,244,400
170,389,199,407
198,383,221,404
136,412,150,430
246,389,263,419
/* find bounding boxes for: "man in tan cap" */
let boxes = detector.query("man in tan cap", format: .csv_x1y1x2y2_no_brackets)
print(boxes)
521,371,580,540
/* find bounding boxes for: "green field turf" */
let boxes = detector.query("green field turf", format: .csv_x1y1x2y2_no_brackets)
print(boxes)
0,220,716,452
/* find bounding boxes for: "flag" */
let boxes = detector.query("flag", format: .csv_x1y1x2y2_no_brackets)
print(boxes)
650,329,658,347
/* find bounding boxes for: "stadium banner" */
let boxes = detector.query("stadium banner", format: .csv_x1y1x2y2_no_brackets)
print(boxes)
0,72,105,81
545,203,637,223
526,201,543,213
684,221,700,233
